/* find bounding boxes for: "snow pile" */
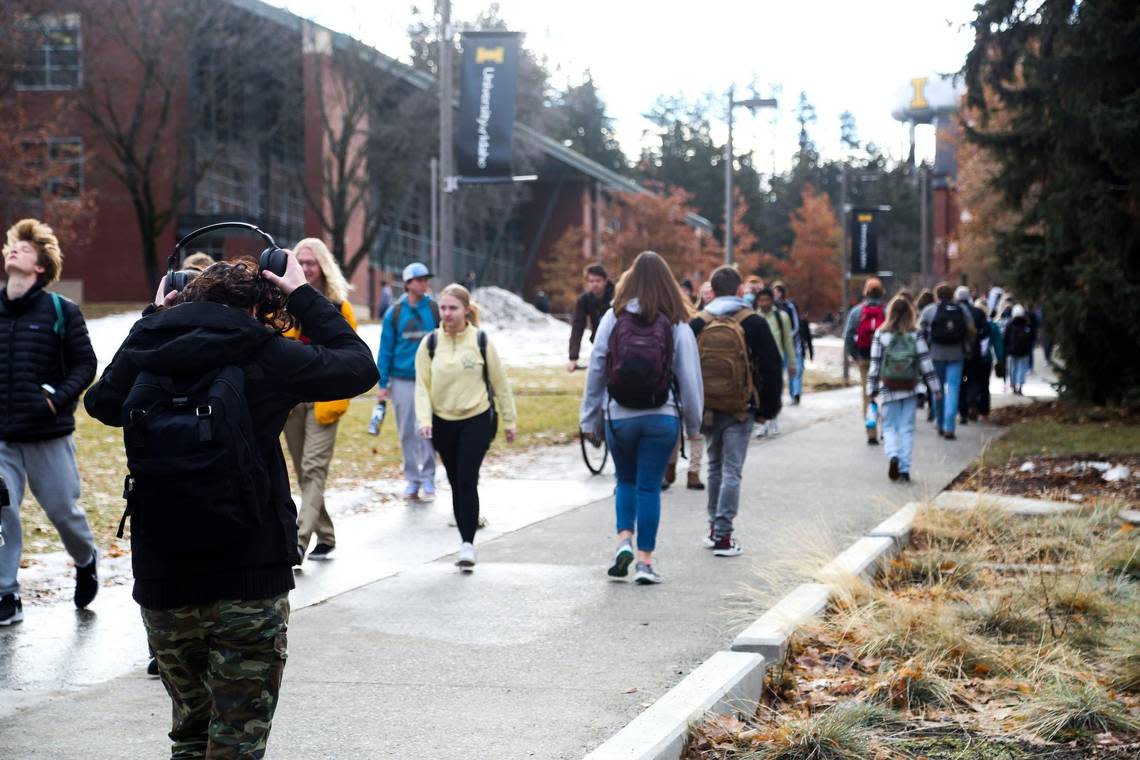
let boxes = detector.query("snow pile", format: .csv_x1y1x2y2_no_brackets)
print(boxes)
87,311,141,375
471,287,570,367
471,286,563,331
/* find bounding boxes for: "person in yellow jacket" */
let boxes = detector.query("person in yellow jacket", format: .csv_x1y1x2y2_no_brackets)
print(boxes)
415,284,516,571
283,238,359,562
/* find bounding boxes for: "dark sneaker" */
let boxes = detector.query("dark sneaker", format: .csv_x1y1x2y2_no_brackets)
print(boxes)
608,541,634,578
0,593,23,626
75,551,98,609
899,472,911,483
146,657,160,677
888,456,900,481
867,437,879,446
943,431,957,441
792,394,801,405
634,562,662,585
686,472,705,490
308,543,335,560
712,535,743,557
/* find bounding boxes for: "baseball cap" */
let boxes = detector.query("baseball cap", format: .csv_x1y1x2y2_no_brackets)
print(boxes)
402,262,432,282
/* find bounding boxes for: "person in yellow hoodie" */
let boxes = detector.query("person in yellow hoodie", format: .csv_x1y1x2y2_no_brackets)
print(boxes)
415,284,516,571
283,238,359,562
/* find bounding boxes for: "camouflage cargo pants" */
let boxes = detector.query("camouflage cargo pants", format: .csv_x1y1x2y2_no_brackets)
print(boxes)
141,595,290,760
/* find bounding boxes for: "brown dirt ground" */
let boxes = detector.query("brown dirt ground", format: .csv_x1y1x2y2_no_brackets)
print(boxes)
951,453,1140,506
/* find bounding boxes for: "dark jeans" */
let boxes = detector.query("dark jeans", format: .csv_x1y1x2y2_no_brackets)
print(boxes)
960,357,991,419
432,409,494,543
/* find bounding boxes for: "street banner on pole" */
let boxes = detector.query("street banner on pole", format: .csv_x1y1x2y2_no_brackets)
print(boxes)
457,31,520,179
850,209,880,274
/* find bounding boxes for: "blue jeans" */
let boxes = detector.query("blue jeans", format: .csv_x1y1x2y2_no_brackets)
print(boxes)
789,346,804,399
881,396,917,474
1009,355,1030,387
704,412,754,538
606,414,679,552
933,360,963,434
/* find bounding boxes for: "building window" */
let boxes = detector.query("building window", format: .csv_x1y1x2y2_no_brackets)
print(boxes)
20,138,84,200
16,14,82,91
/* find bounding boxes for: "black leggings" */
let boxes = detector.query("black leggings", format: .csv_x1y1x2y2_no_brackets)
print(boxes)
432,409,494,543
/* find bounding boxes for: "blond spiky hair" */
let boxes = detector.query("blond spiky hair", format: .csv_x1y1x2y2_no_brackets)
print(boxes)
5,218,63,284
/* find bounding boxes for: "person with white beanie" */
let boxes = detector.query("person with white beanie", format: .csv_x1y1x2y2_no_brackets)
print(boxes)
1003,304,1035,395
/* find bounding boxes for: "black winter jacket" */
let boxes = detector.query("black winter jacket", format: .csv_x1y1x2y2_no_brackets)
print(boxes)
568,281,614,362
84,285,378,609
0,283,97,442
691,310,784,421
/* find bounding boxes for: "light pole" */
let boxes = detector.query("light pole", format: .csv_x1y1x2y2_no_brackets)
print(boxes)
438,0,455,286
724,85,777,264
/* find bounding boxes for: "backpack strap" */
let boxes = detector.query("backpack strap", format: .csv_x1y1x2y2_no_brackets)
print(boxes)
427,330,437,359
429,299,440,327
477,329,495,413
49,292,67,337
391,300,402,336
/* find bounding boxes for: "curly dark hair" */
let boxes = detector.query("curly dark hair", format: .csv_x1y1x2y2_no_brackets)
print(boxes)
175,258,294,332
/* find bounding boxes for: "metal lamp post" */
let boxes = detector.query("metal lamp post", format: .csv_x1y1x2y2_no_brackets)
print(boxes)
724,85,777,264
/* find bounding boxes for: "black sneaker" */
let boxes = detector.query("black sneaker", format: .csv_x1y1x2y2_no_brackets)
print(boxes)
0,593,23,626
308,543,335,560
792,394,801,405
943,431,957,441
712,535,743,557
888,456,900,481
146,657,160,677
899,472,911,483
608,541,634,578
75,551,98,609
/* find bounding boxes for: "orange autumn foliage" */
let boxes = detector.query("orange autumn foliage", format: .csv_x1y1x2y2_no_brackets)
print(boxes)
777,185,841,320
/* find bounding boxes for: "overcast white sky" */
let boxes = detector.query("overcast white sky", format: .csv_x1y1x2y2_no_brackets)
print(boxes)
273,0,977,170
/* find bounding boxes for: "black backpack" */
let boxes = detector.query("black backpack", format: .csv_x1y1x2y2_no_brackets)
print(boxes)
930,302,967,345
116,365,268,554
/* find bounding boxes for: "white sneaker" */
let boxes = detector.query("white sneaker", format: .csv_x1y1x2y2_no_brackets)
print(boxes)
769,420,781,435
456,542,476,571
754,422,769,439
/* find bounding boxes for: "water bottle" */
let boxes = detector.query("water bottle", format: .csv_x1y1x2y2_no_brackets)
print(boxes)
865,400,879,430
367,401,387,436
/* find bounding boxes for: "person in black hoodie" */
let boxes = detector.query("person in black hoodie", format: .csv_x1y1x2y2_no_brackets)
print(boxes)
0,219,98,627
567,263,614,371
84,252,377,759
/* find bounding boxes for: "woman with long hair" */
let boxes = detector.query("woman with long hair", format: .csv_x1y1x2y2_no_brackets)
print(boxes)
580,252,703,584
415,284,516,571
283,238,359,562
866,295,941,482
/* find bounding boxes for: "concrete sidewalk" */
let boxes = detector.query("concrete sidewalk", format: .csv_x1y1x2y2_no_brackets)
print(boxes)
0,386,1002,759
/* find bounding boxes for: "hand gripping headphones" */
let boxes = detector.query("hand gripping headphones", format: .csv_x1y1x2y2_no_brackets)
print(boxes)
166,222,289,294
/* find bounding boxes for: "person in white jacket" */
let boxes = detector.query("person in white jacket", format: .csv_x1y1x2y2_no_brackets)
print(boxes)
580,252,703,585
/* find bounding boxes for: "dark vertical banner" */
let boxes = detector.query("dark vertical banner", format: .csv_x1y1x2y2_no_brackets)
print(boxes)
457,31,520,179
850,209,879,274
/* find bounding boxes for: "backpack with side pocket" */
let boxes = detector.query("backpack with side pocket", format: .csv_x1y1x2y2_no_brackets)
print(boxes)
881,332,920,390
117,365,268,556
930,302,968,345
605,311,675,409
697,308,755,414
855,304,885,353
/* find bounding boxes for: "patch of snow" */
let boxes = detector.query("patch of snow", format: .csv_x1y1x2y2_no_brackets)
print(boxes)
1019,461,1036,472
1103,465,1131,483
1068,493,1085,502
86,311,142,374
1064,460,1112,475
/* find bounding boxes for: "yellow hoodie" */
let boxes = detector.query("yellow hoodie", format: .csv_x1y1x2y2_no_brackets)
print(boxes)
284,299,359,425
414,324,517,429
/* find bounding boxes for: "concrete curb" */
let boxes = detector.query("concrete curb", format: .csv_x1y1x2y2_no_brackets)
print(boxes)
582,651,766,760
869,502,919,548
819,536,897,580
935,490,1076,516
730,583,831,662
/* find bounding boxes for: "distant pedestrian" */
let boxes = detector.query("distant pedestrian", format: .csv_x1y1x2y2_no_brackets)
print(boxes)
0,219,99,626
754,287,795,436
580,251,703,585
1004,304,1034,395
533,289,550,314
974,297,1003,419
918,282,977,440
182,252,215,271
699,281,714,307
691,266,782,556
283,238,359,562
956,286,989,425
867,295,941,482
416,284,517,572
772,280,805,405
377,271,393,319
844,277,886,444
461,270,477,292
680,277,697,307
377,263,440,501
743,276,763,308
567,263,613,372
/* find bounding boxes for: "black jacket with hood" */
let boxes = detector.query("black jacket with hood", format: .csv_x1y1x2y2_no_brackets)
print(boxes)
569,280,614,362
84,285,378,609
0,283,97,442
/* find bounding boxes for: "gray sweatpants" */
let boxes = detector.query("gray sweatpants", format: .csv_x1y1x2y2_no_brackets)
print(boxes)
390,378,436,488
704,412,754,539
0,436,96,595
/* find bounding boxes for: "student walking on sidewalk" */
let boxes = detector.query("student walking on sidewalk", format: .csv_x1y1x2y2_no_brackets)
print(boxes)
378,262,439,501
918,282,976,439
283,238,358,562
691,266,782,556
754,287,795,437
415,285,516,571
579,251,703,585
1004,304,1034,395
866,295,941,482
844,277,886,444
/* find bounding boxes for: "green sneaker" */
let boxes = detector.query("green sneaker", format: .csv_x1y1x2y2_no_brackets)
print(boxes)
607,541,634,578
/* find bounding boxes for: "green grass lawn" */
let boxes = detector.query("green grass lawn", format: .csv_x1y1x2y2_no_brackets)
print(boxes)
981,419,1140,466
19,366,585,554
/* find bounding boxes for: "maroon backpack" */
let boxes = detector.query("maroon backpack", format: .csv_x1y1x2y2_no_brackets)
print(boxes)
606,311,675,409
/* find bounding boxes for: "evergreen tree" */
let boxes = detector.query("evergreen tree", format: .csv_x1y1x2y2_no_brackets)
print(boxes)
964,0,1140,402
552,71,627,172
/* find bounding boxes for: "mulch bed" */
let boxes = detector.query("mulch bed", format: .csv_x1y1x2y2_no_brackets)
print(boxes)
951,453,1140,506
987,401,1140,426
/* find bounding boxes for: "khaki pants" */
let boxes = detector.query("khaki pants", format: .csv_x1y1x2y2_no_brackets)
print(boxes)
857,359,877,441
284,403,338,555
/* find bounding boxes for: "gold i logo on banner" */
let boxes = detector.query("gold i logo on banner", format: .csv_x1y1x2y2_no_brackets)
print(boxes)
857,213,873,223
476,47,505,64
909,77,929,110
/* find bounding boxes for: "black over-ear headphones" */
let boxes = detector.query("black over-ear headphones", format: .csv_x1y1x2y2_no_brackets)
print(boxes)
166,222,289,294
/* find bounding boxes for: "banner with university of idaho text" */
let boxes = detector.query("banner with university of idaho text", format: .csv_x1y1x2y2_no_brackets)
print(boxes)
457,31,520,179
849,209,880,274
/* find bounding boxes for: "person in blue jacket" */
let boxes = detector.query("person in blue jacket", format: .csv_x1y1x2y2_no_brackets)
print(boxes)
377,262,439,500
